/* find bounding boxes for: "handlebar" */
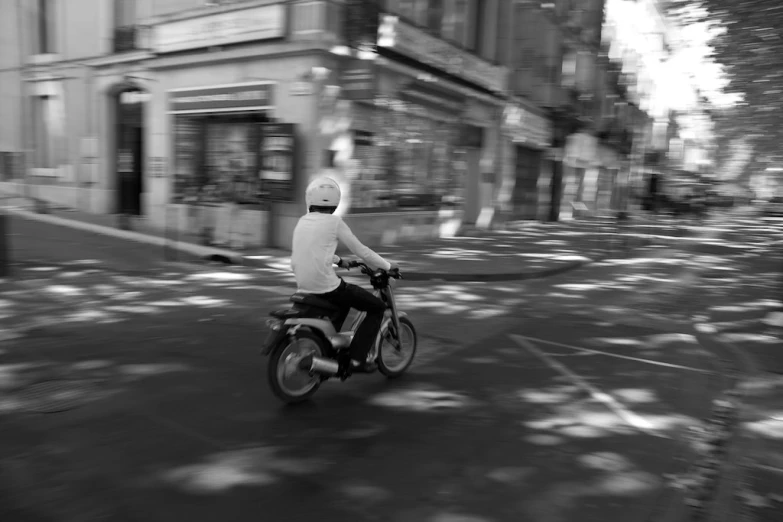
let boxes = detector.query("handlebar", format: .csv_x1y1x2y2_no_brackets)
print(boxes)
340,259,403,279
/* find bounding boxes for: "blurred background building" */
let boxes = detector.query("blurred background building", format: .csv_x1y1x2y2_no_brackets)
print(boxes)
0,0,715,250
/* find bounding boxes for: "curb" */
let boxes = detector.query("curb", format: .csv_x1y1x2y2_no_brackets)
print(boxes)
695,328,761,522
665,226,770,522
6,207,245,266
242,256,596,282
7,206,657,282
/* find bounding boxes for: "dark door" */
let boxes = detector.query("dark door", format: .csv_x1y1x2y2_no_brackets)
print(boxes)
511,146,543,220
116,90,146,215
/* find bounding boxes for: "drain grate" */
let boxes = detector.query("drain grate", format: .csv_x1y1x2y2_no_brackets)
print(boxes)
15,380,99,413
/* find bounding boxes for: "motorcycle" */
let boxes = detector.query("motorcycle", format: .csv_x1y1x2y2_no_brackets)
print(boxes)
261,260,417,404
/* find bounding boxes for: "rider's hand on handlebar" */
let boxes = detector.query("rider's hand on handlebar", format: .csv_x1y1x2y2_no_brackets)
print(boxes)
387,262,403,279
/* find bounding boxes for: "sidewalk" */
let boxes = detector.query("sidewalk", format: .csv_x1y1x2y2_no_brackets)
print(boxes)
3,199,682,282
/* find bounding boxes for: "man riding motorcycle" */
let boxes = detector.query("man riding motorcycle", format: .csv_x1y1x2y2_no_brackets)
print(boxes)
290,175,397,373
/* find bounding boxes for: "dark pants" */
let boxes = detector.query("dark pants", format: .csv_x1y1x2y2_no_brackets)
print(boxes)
315,279,386,362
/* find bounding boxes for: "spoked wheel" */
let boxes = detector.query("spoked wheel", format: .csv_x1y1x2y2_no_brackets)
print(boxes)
377,317,417,378
268,331,324,404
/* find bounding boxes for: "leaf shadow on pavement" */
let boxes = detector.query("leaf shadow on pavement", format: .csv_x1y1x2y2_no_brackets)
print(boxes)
0,260,721,522
137,334,718,522
0,213,779,522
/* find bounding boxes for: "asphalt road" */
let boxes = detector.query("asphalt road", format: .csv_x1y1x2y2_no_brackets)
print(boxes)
1,210,780,522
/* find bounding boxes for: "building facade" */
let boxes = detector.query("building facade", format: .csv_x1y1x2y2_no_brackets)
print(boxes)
0,0,692,247
0,0,511,250
495,0,623,223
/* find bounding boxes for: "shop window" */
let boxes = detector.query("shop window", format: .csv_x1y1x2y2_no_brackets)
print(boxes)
344,101,466,213
31,94,64,170
427,0,445,32
466,0,482,52
496,0,511,65
387,0,417,22
442,0,469,47
171,118,261,208
204,122,259,205
172,117,201,203
383,0,435,27
37,0,55,54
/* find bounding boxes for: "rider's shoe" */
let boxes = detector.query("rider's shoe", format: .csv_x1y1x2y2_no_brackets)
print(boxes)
349,359,378,373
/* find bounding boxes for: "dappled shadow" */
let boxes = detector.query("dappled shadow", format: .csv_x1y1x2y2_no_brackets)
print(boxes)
0,260,307,418
158,446,331,494
138,330,710,522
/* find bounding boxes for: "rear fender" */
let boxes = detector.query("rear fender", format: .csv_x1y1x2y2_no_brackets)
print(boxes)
262,318,342,357
283,318,339,338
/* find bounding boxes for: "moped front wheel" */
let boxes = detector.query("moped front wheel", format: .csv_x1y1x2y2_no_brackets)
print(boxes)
268,331,324,404
378,317,417,378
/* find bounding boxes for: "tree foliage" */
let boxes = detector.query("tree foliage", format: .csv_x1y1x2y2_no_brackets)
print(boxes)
665,1,783,164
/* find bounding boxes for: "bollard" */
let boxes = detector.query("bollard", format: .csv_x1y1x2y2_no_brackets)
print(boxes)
0,210,8,277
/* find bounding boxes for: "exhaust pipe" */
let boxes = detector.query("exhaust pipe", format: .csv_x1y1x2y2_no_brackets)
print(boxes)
298,355,340,376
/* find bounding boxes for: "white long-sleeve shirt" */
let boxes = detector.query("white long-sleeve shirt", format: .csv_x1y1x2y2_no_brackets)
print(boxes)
290,212,391,294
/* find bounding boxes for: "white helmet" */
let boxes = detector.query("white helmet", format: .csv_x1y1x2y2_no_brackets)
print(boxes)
305,176,341,209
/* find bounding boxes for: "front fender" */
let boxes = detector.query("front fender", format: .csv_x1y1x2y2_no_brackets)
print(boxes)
380,310,409,331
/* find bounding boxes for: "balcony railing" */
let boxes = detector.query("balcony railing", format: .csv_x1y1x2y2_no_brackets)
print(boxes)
113,25,140,53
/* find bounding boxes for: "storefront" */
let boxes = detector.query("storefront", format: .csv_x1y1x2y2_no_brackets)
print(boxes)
343,80,469,214
320,14,507,245
143,3,317,249
166,82,288,248
499,102,552,221
136,4,508,249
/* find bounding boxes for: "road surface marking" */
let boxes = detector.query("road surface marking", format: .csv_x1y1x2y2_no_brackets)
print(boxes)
510,335,663,437
512,334,713,374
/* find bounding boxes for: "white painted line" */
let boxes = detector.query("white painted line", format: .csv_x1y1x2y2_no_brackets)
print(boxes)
754,463,783,475
0,328,23,342
513,334,713,374
509,334,663,437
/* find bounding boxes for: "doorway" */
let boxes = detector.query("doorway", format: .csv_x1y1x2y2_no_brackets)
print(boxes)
511,145,543,220
115,88,147,215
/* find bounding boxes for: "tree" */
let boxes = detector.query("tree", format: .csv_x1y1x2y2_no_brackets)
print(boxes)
665,1,783,166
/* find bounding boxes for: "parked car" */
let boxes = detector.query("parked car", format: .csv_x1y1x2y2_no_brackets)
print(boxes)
706,192,735,208
762,196,783,216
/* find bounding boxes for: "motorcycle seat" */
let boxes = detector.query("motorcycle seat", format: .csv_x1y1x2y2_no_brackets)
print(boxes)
270,309,304,319
289,292,340,312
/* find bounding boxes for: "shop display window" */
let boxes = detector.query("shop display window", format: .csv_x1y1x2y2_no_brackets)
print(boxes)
171,116,262,209
346,99,467,213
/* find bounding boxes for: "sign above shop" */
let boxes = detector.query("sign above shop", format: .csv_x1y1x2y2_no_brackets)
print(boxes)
339,58,376,101
502,104,552,149
168,82,275,114
258,123,297,202
399,80,465,115
153,4,286,54
377,15,508,95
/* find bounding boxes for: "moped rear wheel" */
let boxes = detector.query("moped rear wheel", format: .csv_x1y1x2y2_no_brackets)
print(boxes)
268,331,324,404
378,317,417,378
